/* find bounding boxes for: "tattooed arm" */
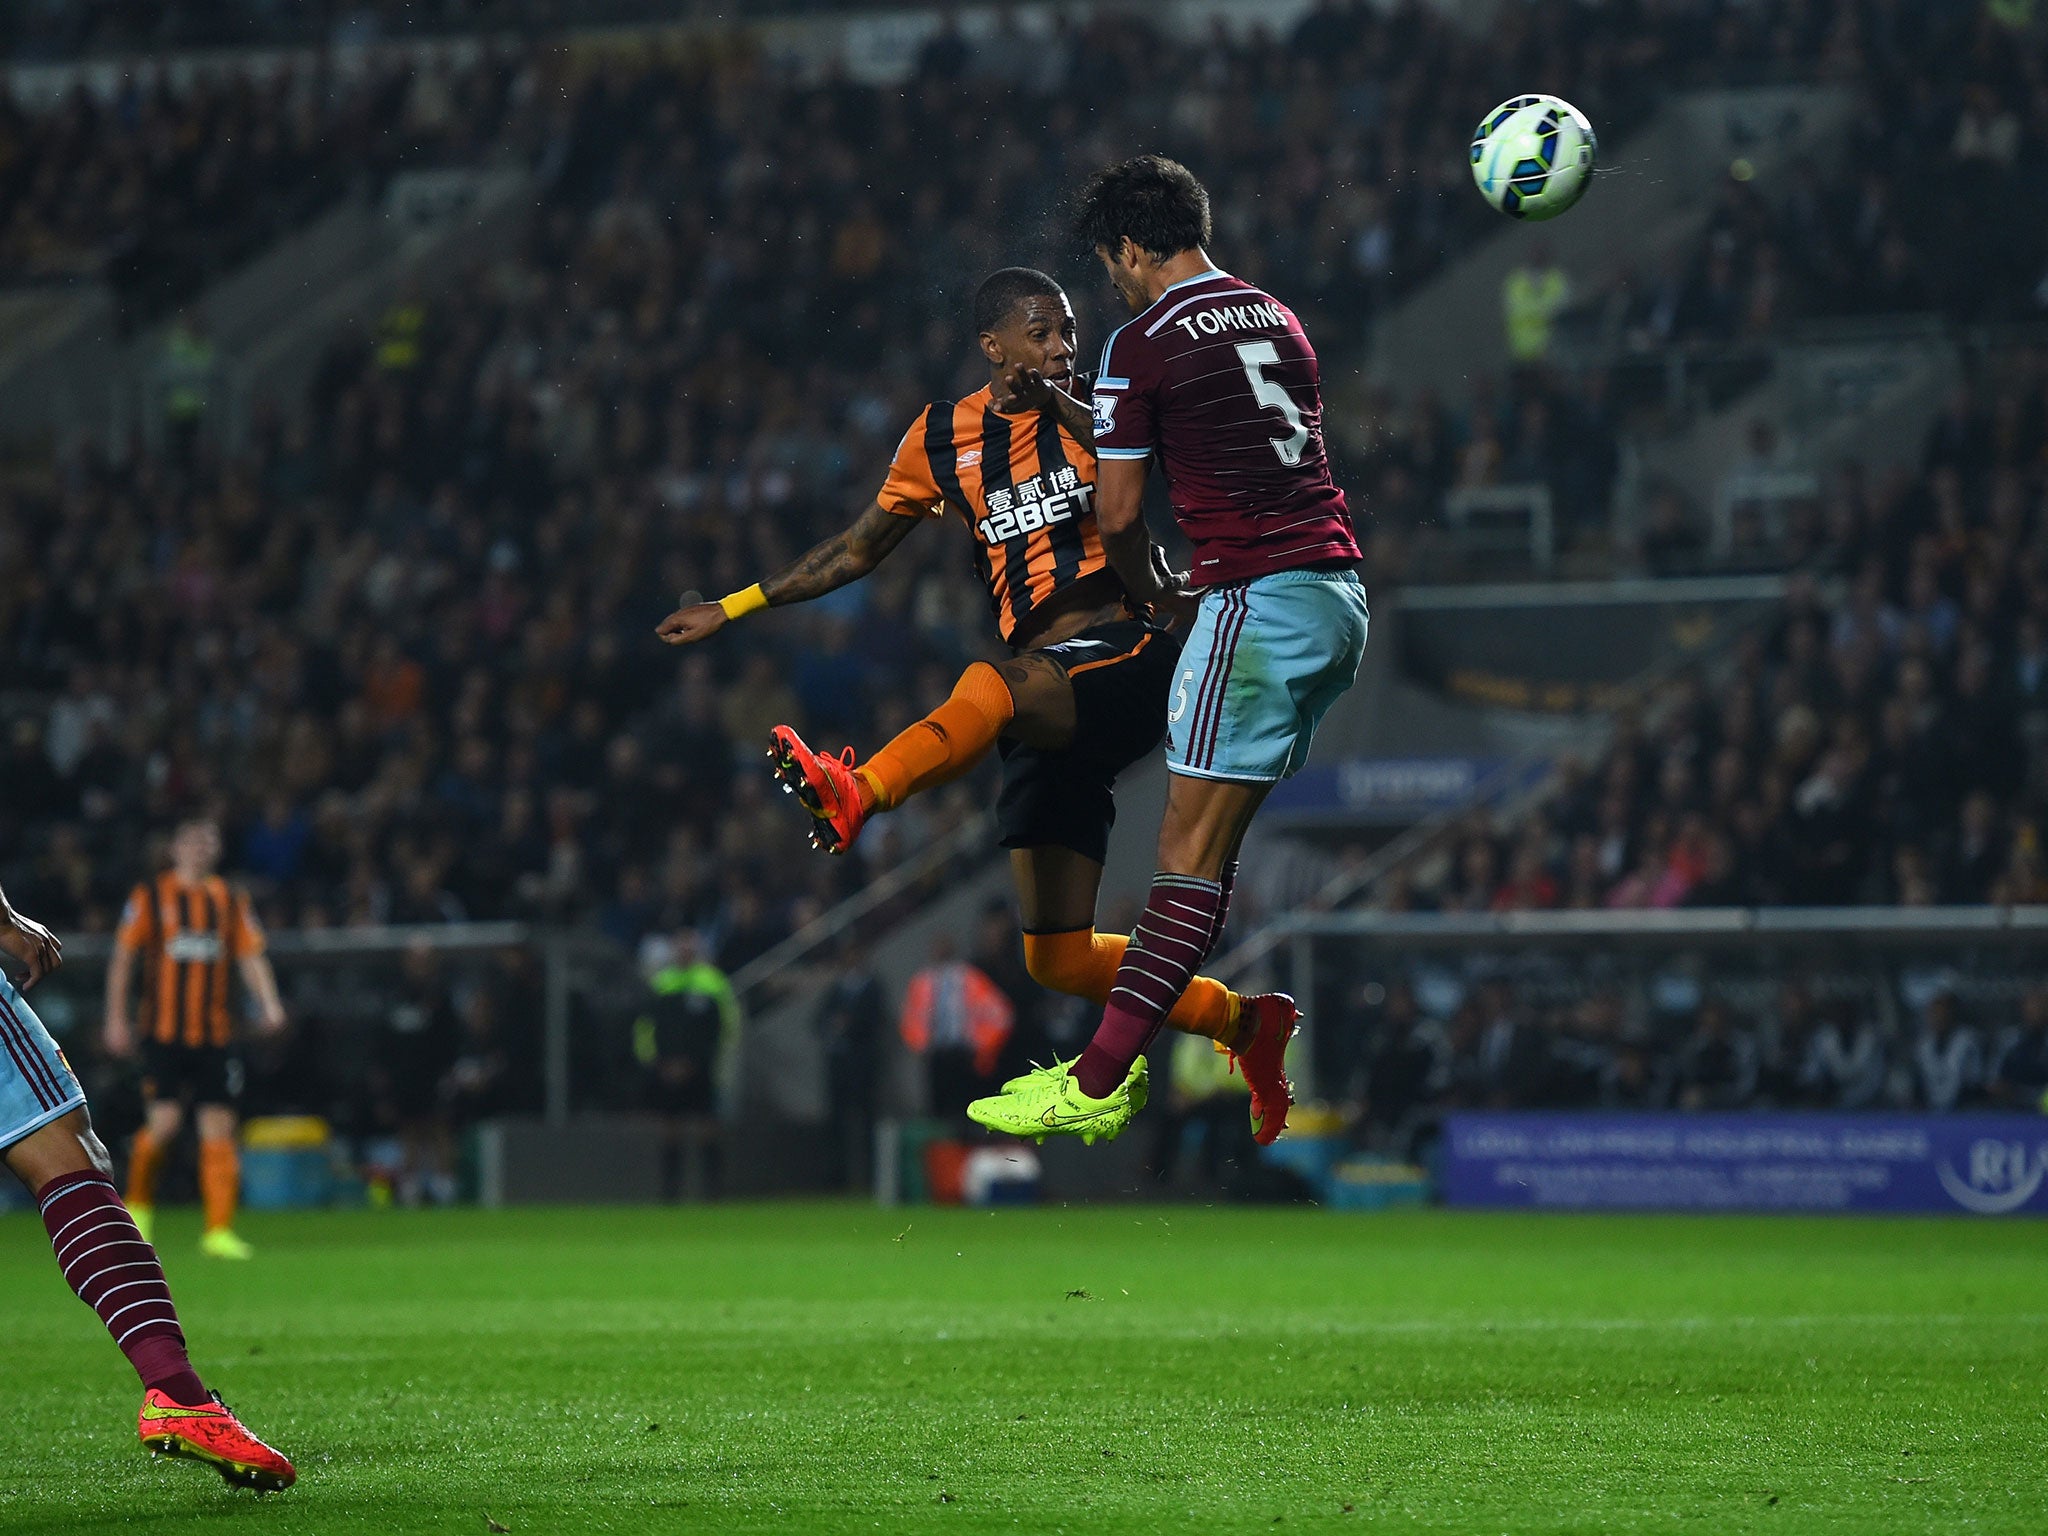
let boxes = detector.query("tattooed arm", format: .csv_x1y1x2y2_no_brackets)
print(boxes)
656,501,918,645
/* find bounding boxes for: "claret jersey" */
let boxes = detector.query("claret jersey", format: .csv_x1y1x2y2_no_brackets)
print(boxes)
878,385,1111,644
1092,269,1359,586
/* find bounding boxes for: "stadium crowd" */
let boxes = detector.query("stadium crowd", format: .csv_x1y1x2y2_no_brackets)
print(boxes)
1406,339,2048,915
3,4,2047,1192
0,3,1744,961
1337,973,2048,1153
1569,2,2047,354
0,51,518,326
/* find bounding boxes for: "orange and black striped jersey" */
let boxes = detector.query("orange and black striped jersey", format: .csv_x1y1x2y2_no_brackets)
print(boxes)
877,385,1110,645
115,873,266,1049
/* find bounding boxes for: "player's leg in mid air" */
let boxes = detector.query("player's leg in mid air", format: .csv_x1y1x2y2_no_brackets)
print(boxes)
771,655,1025,854
1,981,292,1491
975,570,1369,1144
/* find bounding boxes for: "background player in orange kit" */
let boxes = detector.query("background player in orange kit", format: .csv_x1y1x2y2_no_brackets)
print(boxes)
657,268,1296,1109
104,816,286,1259
1,880,293,1491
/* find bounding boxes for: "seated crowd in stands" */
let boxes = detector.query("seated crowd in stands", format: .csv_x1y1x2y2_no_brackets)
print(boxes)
1569,5,2047,352
1409,346,2048,912
0,3,1722,965
0,50,516,325
1,1,2042,983
1338,976,2048,1149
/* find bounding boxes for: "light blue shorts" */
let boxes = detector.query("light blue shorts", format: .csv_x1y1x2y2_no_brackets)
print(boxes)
0,972,85,1152
1165,568,1370,781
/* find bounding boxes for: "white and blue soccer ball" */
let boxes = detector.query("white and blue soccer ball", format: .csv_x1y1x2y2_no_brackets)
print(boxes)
1470,94,1596,221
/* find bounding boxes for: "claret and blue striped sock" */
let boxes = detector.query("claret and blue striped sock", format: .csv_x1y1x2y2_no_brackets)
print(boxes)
38,1170,207,1405
1072,873,1226,1099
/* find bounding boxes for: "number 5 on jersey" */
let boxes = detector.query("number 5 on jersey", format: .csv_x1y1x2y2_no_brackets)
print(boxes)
1236,341,1310,467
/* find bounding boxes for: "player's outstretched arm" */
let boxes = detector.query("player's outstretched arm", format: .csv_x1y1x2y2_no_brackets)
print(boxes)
0,882,61,990
656,501,917,645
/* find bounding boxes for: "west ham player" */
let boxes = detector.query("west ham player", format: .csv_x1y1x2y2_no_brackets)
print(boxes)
969,156,1368,1144
105,816,286,1259
656,268,1297,1094
0,884,294,1491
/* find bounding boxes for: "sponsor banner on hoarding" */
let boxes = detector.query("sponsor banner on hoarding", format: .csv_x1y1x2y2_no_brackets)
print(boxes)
1441,1112,2048,1215
1264,755,1548,823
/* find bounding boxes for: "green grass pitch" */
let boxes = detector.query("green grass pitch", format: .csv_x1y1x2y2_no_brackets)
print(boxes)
3,1202,2043,1534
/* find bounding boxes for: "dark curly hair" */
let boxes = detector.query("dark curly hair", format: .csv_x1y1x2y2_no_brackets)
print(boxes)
972,267,1064,335
1073,155,1212,263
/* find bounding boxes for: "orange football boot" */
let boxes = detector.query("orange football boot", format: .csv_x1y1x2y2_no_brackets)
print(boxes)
768,724,869,854
1227,993,1300,1146
139,1388,295,1492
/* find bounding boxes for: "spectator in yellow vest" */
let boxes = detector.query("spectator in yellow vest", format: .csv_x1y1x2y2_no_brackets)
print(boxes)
1503,242,1571,365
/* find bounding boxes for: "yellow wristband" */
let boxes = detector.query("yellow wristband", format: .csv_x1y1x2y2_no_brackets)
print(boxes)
718,583,769,620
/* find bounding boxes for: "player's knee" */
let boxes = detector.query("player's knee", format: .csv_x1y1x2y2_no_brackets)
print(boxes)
952,660,1018,729
77,1126,114,1179
1022,928,1097,995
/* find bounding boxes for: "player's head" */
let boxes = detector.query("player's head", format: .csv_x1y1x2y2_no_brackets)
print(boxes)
974,267,1077,390
1074,155,1212,312
169,816,221,877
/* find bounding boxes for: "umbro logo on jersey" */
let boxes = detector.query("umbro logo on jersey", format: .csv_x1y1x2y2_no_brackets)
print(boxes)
958,449,983,468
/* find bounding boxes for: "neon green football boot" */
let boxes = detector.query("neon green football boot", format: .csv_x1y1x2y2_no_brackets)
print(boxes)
968,1056,1148,1145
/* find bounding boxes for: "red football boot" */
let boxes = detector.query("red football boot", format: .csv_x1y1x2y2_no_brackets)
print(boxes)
139,1388,296,1492
1228,993,1300,1146
768,724,869,854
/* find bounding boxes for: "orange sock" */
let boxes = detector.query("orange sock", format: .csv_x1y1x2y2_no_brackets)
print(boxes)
199,1137,239,1234
855,661,1015,813
1023,928,1243,1044
126,1128,165,1208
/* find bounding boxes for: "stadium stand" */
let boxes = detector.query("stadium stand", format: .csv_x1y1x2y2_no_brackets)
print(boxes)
0,52,518,327
5,1,2046,1175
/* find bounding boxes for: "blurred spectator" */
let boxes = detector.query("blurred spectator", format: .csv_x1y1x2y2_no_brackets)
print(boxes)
1988,986,2048,1110
634,928,738,1200
1503,242,1570,367
1673,1000,1759,1110
1146,1030,1253,1188
359,941,461,1205
899,933,1012,1119
1907,989,1988,1112
813,937,885,1191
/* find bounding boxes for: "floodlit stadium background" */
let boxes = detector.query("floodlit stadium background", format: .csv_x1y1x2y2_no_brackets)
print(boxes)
1,0,2045,1215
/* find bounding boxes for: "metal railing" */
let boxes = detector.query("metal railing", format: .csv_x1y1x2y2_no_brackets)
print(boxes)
1210,574,1798,988
50,921,608,1125
1253,905,2048,1105
728,810,995,1007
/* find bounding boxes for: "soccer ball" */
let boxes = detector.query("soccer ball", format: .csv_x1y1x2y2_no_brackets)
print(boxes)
1470,95,1596,221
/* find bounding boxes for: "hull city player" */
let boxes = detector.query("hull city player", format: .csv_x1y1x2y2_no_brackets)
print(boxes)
969,156,1368,1145
656,268,1297,1114
106,817,287,1260
0,884,294,1491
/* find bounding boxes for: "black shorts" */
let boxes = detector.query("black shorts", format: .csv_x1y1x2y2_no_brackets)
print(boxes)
996,618,1182,865
646,1067,717,1120
140,1041,243,1106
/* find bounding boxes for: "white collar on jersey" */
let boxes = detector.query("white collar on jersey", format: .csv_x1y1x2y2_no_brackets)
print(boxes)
1139,268,1233,318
